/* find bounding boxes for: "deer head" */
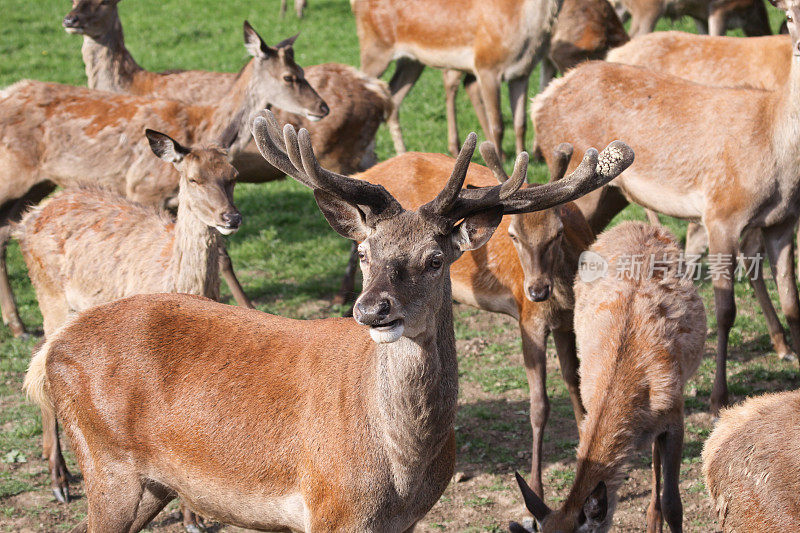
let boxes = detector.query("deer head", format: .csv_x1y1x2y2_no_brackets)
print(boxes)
146,130,241,235
252,111,633,344
63,0,121,37
243,21,329,122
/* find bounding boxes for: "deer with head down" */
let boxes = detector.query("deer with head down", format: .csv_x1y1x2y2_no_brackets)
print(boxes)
13,129,239,509
0,20,324,337
511,222,705,533
532,0,800,415
22,112,631,532
343,141,633,496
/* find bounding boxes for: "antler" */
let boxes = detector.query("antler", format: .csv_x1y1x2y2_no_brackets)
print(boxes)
251,111,402,222
499,141,634,215
550,143,574,182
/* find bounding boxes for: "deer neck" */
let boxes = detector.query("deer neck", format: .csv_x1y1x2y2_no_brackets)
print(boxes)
371,281,458,498
208,61,262,154
80,13,142,92
168,198,220,300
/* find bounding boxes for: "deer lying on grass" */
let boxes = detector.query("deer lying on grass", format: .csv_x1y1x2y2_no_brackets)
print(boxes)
703,389,800,532
351,0,562,156
443,0,628,157
21,111,628,532
344,141,633,496
15,130,238,530
615,0,772,37
532,0,800,414
511,222,705,533
0,21,324,337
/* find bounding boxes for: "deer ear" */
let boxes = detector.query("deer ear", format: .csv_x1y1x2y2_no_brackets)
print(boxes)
515,471,551,522
145,129,190,163
243,21,275,59
580,481,608,525
313,189,371,241
451,207,503,252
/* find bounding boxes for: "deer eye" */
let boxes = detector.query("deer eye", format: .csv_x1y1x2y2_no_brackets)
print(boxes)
358,250,367,263
283,75,295,83
508,233,518,242
789,14,795,23
429,256,443,270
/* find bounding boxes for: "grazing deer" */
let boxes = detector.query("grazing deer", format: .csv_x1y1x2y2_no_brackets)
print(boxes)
702,389,800,532
532,0,800,414
345,142,632,497
21,112,629,533
351,0,563,156
510,222,705,533
13,130,239,519
0,21,325,337
443,0,628,157
616,0,772,37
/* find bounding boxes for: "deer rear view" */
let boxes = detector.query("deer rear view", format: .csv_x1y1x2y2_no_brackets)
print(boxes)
22,112,630,532
511,222,705,533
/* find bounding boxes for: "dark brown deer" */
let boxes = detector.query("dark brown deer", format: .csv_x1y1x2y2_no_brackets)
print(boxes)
511,222,705,532
22,112,630,532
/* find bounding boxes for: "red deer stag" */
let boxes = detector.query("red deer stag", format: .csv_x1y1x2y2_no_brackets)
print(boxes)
532,0,800,414
345,142,633,496
511,222,705,532
443,0,628,157
615,0,772,37
703,389,800,532
351,0,563,156
14,131,238,528
0,21,325,337
21,112,627,532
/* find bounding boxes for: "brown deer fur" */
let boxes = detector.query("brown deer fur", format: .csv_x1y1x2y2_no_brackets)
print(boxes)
351,0,562,156
21,115,629,532
703,390,800,532
512,222,705,532
443,0,628,157
531,0,800,414
353,148,600,497
616,0,772,37
15,131,239,507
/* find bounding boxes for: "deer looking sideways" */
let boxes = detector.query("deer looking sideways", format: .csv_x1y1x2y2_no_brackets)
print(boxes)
532,0,800,414
443,0,628,157
0,20,325,337
22,112,632,533
703,389,800,532
343,142,633,497
614,0,772,37
511,222,706,533
351,0,562,156
13,130,238,521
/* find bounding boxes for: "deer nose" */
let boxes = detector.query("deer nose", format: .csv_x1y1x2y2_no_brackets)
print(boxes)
527,284,551,302
62,14,79,28
222,212,242,228
319,102,330,117
354,298,391,326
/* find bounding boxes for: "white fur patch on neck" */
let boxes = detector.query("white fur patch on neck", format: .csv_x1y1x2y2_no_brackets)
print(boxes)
369,322,404,343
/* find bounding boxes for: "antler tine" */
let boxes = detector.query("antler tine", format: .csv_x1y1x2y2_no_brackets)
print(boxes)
426,132,478,215
500,151,528,200
251,112,316,188
479,141,508,183
550,143,574,182
500,141,634,215
295,128,402,220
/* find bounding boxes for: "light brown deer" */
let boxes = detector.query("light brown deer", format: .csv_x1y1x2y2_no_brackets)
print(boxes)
615,0,772,37
351,0,563,156
0,21,324,337
511,222,706,533
702,389,800,532
348,141,633,497
13,130,238,523
21,112,628,533
531,0,800,414
443,0,628,157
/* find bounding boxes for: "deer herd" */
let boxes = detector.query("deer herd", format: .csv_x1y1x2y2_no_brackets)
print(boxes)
3,0,800,530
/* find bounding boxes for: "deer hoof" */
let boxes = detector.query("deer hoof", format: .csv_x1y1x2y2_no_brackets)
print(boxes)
184,525,203,533
780,350,798,363
52,484,69,504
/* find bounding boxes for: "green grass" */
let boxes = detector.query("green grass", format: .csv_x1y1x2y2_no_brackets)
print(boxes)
0,0,796,531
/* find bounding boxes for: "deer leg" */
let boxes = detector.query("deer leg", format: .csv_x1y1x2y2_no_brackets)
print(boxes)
386,58,425,152
476,71,504,159
520,319,550,497
0,224,24,337
708,10,726,35
295,0,306,18
646,436,663,533
539,57,558,92
645,209,661,226
443,69,463,157
762,221,800,360
182,501,205,533
43,412,70,503
684,222,708,258
706,226,738,415
694,17,709,35
629,8,661,37
508,76,529,155
463,74,491,146
280,0,287,17
218,245,254,309
552,328,585,429
660,422,684,532
334,241,359,307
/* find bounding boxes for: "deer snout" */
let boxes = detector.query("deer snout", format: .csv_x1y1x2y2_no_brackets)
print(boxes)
221,212,242,228
62,13,81,30
354,295,405,343
354,298,391,326
305,99,330,122
527,283,551,303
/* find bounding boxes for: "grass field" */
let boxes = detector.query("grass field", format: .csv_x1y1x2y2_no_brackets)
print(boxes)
0,0,795,531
